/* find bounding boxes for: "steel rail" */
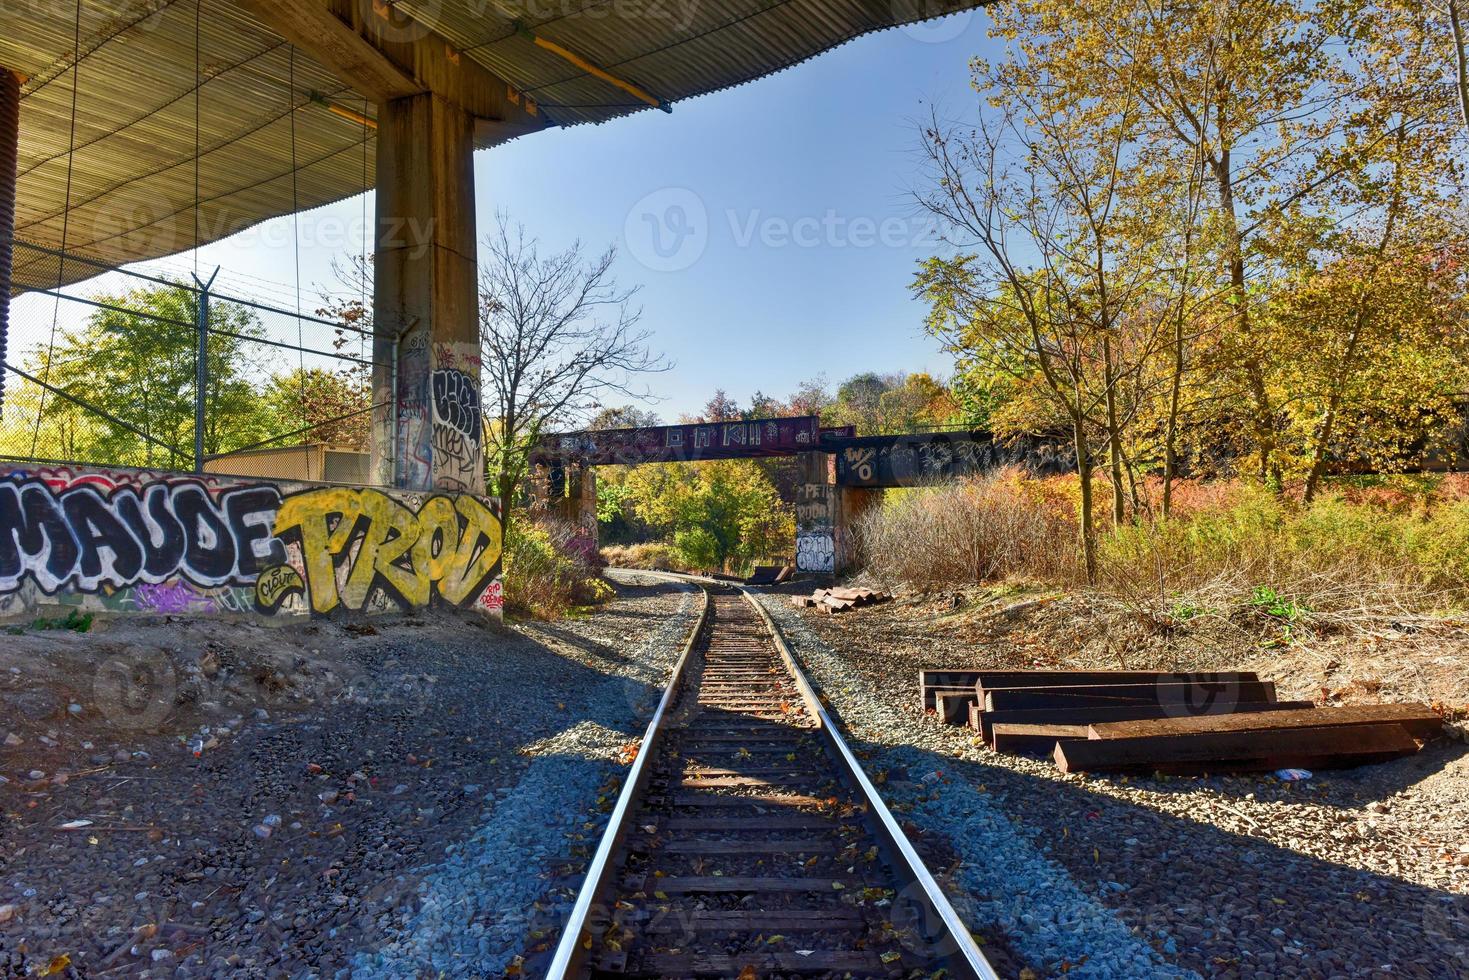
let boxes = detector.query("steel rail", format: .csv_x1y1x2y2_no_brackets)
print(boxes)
743,587,999,980
546,576,712,979
548,568,999,980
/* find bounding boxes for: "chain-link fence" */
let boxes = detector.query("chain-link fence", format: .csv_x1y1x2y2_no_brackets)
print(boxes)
2,240,387,484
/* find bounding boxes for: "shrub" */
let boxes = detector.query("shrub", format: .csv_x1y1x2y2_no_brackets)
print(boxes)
502,518,611,619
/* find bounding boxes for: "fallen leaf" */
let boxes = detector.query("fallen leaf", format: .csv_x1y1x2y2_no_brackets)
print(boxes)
38,954,71,977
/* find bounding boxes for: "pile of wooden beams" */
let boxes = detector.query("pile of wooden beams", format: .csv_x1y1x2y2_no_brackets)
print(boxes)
919,669,1442,774
791,586,892,614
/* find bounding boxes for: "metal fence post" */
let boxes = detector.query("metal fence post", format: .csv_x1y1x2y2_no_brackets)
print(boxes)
192,268,219,473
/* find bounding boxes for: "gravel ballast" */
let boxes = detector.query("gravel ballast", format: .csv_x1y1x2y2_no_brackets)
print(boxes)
0,573,697,978
756,591,1469,979
355,575,698,976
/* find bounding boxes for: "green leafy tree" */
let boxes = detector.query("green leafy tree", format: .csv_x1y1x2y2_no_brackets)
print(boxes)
622,460,793,572
5,285,274,469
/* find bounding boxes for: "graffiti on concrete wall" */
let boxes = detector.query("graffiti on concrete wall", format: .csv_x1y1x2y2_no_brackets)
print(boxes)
430,368,483,493
0,476,284,594
796,531,835,574
260,488,501,616
795,482,835,573
795,483,833,531
0,466,502,621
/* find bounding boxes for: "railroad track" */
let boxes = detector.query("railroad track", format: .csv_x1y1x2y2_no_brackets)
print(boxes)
549,577,996,979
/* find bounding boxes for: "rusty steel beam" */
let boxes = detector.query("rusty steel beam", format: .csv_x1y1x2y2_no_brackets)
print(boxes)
0,67,19,416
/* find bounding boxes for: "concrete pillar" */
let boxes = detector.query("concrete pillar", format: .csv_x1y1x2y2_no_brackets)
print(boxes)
371,92,484,493
795,451,836,575
835,485,881,573
0,68,19,418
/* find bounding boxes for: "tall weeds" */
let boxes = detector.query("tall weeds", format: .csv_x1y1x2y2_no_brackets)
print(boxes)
856,469,1469,626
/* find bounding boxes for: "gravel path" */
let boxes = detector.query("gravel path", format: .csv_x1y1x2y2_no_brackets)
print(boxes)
0,574,697,979
755,591,1469,980
355,573,698,977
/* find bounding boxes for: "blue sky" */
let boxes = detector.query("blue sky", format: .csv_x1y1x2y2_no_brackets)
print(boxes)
36,10,1001,422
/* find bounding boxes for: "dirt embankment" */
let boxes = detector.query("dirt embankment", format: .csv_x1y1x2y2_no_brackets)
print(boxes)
0,576,694,978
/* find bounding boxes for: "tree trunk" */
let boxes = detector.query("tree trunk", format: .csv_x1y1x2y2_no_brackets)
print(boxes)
497,469,516,543
1162,314,1185,518
1101,331,1127,524
1073,413,1098,585
1212,153,1278,489
1451,0,1469,131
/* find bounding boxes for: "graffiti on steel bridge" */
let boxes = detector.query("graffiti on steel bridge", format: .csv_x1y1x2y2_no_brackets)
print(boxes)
0,467,503,621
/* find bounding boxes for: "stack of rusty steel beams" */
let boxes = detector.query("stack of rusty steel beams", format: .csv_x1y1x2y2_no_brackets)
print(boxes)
746,565,794,586
919,669,1442,774
792,586,892,614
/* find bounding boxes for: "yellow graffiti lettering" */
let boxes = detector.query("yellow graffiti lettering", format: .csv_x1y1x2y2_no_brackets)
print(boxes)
342,491,430,610
275,488,363,614
438,496,503,606
411,495,461,586
272,488,502,615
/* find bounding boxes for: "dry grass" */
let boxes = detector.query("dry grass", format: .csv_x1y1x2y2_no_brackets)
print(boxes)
855,471,1083,587
598,542,681,571
856,469,1469,642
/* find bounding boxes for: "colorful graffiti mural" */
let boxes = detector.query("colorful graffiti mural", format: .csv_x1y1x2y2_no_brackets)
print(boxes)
266,488,501,615
0,466,502,621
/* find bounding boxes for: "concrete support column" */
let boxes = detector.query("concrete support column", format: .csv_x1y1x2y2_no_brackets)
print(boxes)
835,485,880,574
0,68,19,418
795,451,836,575
371,92,484,493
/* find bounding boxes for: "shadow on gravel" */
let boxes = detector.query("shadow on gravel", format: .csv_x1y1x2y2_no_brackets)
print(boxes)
831,724,1469,979
0,583,691,979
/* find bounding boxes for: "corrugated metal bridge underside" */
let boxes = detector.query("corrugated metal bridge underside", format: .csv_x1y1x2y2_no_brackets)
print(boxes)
3,0,985,292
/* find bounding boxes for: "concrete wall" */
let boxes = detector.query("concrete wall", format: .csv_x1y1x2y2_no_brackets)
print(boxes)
0,463,503,622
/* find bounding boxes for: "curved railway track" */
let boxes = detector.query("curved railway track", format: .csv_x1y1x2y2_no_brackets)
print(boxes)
549,576,997,979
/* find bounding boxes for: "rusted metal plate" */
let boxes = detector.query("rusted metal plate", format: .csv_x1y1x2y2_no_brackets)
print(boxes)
834,431,1072,487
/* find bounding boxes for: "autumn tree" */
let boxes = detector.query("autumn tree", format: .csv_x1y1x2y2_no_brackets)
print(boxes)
478,214,668,530
979,0,1468,488
262,367,371,450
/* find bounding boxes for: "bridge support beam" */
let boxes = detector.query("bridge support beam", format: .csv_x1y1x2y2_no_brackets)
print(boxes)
529,460,598,534
239,1,547,495
835,485,880,574
371,91,483,493
795,452,837,575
